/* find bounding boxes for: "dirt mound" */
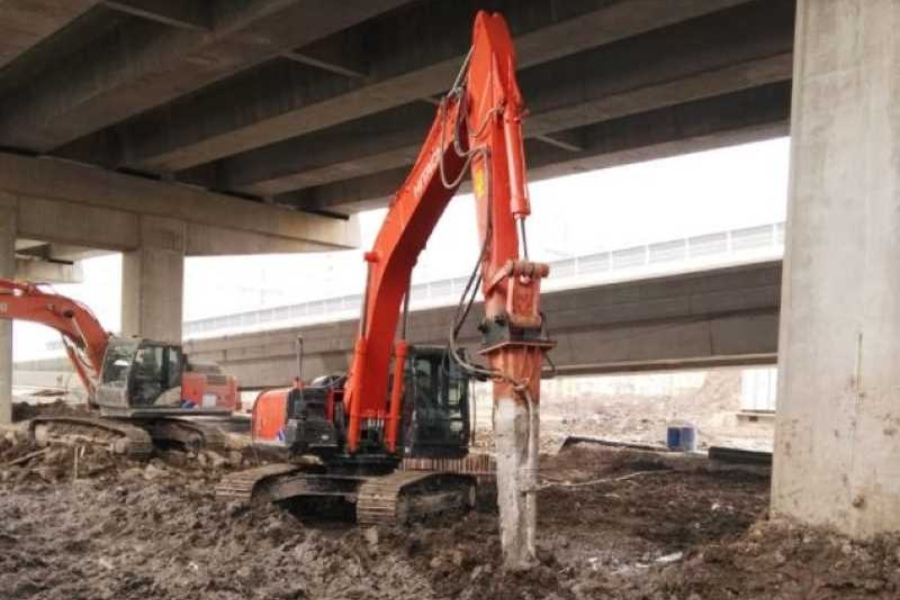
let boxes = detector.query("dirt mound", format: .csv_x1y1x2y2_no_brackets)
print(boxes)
386,512,575,600
11,399,87,422
539,445,768,560
1,442,895,599
0,426,253,488
0,474,434,600
517,368,775,453
573,520,900,600
659,520,900,599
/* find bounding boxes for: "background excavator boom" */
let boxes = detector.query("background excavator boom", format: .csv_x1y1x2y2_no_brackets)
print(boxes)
0,278,110,399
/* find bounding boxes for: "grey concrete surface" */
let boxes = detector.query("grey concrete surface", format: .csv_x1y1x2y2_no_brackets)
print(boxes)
217,1,793,198
15,258,83,284
0,201,16,424
0,152,360,255
121,216,185,344
181,261,781,389
772,0,900,538
0,0,409,152
107,0,753,173
0,0,97,69
0,0,796,246
0,0,794,221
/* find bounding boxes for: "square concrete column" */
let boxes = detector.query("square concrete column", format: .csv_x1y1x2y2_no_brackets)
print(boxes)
0,202,15,424
773,0,900,537
122,216,186,344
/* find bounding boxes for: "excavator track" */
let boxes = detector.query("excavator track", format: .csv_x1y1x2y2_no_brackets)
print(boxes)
356,471,476,526
215,463,302,503
217,465,476,528
28,416,154,458
139,418,230,453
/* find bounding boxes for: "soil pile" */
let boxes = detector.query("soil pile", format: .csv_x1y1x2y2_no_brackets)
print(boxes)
0,474,433,600
656,521,900,600
11,399,86,422
0,427,250,487
1,441,897,599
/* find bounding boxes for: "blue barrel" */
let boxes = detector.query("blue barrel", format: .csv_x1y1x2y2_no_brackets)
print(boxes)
667,424,696,452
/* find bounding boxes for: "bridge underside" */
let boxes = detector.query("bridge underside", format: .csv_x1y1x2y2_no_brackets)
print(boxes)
0,0,795,424
0,0,793,219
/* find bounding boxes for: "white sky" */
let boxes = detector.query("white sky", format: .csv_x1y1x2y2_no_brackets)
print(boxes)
13,137,790,360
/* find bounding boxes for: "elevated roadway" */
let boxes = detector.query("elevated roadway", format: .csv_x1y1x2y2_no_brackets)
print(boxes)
182,261,781,388
16,261,781,389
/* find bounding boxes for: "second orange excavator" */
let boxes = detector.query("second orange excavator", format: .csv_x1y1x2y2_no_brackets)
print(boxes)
0,279,239,455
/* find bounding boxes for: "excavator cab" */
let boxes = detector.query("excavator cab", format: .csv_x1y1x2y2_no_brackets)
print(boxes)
94,337,237,418
283,345,470,460
95,338,191,415
400,345,471,459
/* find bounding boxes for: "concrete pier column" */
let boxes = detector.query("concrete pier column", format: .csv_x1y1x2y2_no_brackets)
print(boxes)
773,0,900,537
122,216,185,344
489,348,544,570
493,397,539,568
0,201,15,424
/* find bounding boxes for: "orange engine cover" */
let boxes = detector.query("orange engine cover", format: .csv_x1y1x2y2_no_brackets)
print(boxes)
181,372,240,412
251,388,289,443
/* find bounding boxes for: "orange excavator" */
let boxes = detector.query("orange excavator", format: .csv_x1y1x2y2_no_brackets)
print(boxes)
217,11,552,569
0,279,239,455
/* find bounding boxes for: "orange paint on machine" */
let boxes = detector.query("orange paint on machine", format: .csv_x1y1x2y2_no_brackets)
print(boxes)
251,388,290,444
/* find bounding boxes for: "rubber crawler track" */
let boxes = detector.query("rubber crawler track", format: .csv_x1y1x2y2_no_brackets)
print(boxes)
28,416,154,458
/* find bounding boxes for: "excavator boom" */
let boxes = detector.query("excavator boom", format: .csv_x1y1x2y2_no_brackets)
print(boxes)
344,12,547,444
0,278,110,397
342,12,553,568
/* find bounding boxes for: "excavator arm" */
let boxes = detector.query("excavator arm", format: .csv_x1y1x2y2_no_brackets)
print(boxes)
0,278,111,399
343,11,552,568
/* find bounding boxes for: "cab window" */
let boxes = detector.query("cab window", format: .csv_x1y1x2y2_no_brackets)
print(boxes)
131,345,166,406
101,339,139,386
167,347,183,389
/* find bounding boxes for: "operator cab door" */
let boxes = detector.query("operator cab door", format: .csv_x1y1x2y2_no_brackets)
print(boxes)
129,342,184,407
400,346,471,458
97,338,184,409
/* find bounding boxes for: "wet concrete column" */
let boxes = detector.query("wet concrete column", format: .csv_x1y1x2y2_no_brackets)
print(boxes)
493,397,539,568
0,199,15,424
772,0,900,536
490,348,543,570
122,216,186,344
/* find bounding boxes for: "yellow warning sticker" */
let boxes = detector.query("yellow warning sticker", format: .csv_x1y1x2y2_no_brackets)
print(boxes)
472,165,486,198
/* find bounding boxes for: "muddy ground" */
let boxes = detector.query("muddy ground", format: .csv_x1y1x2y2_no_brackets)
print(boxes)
2,420,898,600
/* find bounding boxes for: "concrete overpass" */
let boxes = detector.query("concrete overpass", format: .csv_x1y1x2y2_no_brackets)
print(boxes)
185,260,782,387
16,259,780,386
0,0,795,423
2,0,900,543
0,0,794,215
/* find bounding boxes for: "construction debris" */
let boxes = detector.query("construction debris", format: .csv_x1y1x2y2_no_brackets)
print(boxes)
3,436,896,599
